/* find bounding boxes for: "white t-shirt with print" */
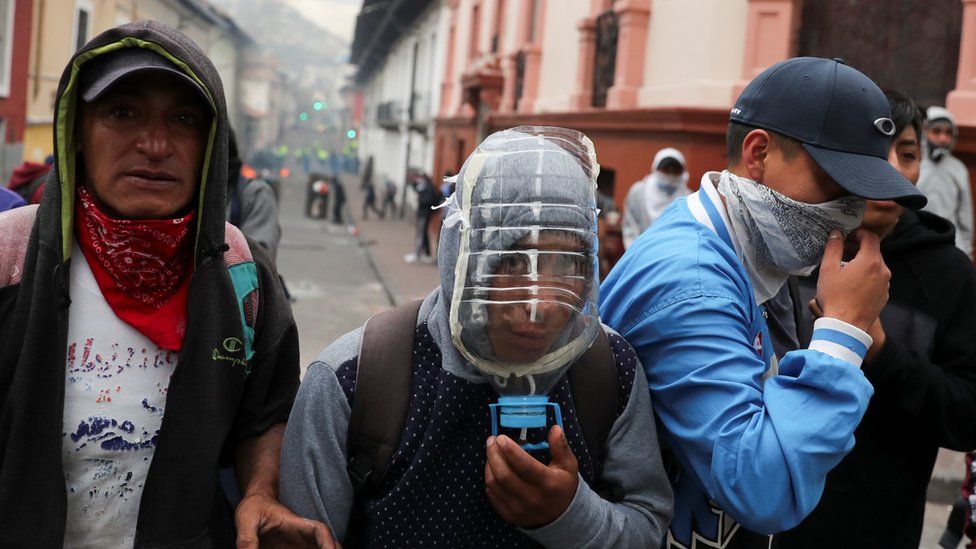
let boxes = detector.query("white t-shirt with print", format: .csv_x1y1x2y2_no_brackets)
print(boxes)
62,241,177,548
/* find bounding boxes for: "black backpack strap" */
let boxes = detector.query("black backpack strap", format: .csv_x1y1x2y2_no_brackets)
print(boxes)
347,299,423,491
568,328,617,481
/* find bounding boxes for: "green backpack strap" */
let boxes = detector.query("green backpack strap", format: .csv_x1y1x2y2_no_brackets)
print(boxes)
347,299,423,491
568,328,620,497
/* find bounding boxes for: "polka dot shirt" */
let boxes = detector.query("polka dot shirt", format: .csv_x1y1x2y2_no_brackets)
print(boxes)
335,324,638,547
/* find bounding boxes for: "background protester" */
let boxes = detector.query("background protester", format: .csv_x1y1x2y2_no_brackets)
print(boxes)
306,172,330,219
404,170,439,263
0,185,25,212
621,147,690,248
6,156,53,205
380,174,398,218
360,156,384,220
329,174,347,225
918,106,974,258
227,130,282,264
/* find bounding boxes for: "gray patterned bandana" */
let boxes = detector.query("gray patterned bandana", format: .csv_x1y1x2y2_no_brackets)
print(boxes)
714,170,865,303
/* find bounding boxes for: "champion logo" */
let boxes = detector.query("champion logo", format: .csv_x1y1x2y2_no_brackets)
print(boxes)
753,332,763,357
223,337,243,353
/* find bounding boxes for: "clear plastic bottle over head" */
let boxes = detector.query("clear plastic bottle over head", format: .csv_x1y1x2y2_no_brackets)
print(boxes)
444,126,601,449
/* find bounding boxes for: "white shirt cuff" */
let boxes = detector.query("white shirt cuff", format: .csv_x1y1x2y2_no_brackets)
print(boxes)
807,317,873,367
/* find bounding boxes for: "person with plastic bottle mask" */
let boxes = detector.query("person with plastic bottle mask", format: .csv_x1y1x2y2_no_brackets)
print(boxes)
482,231,589,366
279,126,673,548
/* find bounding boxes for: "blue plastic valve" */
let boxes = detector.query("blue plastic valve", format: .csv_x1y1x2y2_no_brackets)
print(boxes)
489,395,564,450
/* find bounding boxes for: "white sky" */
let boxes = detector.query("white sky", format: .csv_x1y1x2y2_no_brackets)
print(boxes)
281,0,360,43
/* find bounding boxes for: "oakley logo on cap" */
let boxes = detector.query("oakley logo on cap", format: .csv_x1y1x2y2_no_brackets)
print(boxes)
874,117,896,136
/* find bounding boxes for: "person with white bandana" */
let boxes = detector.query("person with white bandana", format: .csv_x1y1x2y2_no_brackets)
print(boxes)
917,106,974,259
622,147,690,248
600,57,927,548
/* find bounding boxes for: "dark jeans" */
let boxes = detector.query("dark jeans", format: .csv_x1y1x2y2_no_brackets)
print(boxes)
414,214,431,256
363,193,383,220
332,197,345,224
381,194,396,217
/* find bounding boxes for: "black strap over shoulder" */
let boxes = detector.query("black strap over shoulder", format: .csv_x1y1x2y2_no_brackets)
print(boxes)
568,329,617,479
347,299,423,491
348,308,620,496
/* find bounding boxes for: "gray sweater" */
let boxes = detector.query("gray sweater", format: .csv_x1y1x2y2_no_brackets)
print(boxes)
279,292,673,548
230,178,281,263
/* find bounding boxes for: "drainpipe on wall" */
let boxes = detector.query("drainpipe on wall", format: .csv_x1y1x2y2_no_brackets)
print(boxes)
401,37,420,219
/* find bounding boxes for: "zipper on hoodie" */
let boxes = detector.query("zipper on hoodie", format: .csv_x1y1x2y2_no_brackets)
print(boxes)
53,259,71,547
132,256,216,548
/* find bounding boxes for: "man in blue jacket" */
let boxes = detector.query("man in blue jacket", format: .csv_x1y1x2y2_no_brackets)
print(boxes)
600,57,927,548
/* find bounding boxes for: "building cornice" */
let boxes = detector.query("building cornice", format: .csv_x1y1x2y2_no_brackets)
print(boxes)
477,106,729,136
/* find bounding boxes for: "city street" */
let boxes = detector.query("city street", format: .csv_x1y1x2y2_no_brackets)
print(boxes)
275,172,386,373
274,167,439,374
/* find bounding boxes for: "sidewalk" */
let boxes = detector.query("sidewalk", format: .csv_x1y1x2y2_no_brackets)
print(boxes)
340,173,440,306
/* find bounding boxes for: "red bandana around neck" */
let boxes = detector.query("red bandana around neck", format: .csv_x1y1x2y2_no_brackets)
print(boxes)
74,186,196,351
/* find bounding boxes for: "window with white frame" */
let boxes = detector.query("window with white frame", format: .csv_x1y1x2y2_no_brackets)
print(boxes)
73,0,94,53
0,0,15,98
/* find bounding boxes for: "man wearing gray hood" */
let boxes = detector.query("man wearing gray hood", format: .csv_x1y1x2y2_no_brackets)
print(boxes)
917,106,973,258
280,126,672,547
0,22,329,548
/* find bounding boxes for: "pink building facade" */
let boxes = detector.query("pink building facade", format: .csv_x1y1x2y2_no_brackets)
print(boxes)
434,0,976,216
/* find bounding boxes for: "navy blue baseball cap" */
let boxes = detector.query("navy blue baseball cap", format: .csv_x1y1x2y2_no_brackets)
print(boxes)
731,57,926,209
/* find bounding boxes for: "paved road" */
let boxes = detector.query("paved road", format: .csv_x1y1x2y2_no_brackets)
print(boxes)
274,171,391,375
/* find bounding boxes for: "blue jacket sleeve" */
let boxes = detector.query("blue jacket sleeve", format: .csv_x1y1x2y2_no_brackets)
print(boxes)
606,290,873,534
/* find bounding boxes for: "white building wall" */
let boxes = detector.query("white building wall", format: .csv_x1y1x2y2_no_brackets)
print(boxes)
208,29,242,134
360,1,448,209
134,0,208,47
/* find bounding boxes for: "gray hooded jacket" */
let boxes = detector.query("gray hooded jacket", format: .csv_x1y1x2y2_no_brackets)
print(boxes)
0,21,300,547
279,129,673,547
918,114,973,258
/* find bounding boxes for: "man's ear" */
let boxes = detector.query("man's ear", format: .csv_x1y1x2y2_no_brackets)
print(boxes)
740,129,770,182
